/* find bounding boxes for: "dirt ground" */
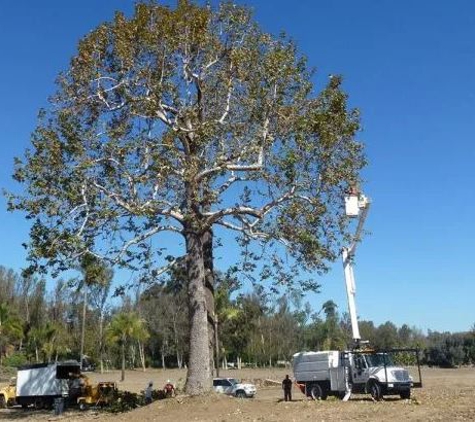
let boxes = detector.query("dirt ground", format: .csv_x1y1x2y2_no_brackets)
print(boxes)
1,366,475,421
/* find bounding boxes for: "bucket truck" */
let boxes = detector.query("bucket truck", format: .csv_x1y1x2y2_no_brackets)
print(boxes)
293,189,422,401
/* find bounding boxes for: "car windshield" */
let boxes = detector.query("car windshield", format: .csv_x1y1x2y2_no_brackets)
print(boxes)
228,378,239,386
365,353,394,367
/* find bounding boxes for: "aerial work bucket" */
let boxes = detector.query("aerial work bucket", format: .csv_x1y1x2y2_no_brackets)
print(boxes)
344,195,360,217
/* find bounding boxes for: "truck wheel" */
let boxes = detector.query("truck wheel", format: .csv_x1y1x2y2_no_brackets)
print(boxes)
235,390,246,399
369,381,383,401
400,389,411,400
310,384,327,400
34,398,44,410
0,395,6,409
79,402,89,411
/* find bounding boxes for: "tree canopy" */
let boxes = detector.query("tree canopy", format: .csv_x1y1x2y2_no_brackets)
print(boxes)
8,0,365,394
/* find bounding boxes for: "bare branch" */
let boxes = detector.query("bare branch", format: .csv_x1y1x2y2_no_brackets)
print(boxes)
91,180,185,223
75,183,90,237
218,62,234,124
116,225,182,263
205,185,297,226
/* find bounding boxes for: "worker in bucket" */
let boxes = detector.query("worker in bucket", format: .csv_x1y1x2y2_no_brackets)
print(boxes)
282,374,293,401
145,381,154,404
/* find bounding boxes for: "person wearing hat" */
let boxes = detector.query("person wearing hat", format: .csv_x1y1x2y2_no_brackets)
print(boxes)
164,379,175,398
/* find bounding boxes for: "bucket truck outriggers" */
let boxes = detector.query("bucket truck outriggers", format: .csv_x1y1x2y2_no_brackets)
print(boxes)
293,189,422,401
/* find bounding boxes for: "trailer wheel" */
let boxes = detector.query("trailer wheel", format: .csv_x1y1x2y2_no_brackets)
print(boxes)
34,398,45,410
309,384,327,400
400,389,411,400
369,381,383,401
79,401,89,411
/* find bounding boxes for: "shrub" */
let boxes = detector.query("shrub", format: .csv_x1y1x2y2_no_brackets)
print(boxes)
2,352,28,368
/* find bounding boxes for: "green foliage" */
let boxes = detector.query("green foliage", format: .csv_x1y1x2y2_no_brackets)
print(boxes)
105,390,143,413
392,351,419,367
2,352,28,368
0,302,24,365
2,264,475,371
106,311,149,346
9,0,365,292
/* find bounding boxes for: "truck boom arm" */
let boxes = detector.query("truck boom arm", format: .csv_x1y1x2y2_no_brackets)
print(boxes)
342,193,370,346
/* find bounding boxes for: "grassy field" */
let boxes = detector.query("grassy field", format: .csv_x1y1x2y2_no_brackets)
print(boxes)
1,366,475,421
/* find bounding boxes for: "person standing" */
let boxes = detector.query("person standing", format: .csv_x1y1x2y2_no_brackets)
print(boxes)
282,374,293,401
145,381,154,404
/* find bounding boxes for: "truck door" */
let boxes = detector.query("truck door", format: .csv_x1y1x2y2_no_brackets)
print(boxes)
351,354,369,386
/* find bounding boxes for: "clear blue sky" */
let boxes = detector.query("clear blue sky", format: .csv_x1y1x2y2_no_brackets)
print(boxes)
1,1,474,333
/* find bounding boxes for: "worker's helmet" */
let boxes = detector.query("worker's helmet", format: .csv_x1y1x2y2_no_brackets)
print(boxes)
167,379,171,383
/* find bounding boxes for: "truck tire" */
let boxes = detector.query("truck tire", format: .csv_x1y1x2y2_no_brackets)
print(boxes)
34,398,45,410
309,384,327,400
0,395,6,409
235,390,246,399
369,381,383,401
79,401,90,411
400,389,411,400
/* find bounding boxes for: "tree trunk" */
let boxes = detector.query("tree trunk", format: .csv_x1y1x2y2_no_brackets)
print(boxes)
80,289,87,370
120,341,125,382
184,225,211,395
130,344,136,369
202,229,216,374
99,313,104,374
138,341,146,371
172,314,181,369
161,341,166,369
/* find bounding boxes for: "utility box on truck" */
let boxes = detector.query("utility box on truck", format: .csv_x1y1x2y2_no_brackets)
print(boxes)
15,361,81,409
293,351,347,399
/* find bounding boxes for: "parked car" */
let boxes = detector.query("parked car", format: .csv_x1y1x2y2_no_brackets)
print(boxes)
213,378,256,398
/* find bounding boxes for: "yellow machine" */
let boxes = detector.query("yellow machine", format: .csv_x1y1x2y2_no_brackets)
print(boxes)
0,378,17,408
77,379,118,410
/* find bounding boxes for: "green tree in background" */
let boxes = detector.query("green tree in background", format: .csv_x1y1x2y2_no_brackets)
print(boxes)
0,303,23,365
106,311,149,382
9,1,365,393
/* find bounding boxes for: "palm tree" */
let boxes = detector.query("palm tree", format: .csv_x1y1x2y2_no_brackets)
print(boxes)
106,311,149,381
77,254,113,370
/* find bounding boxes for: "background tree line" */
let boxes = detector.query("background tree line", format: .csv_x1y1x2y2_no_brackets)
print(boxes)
1,264,474,371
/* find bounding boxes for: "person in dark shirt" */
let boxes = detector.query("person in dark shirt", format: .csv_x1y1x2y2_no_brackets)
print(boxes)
144,381,153,404
282,374,293,401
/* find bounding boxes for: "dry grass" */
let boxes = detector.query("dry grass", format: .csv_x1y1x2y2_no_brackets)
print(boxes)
1,367,475,421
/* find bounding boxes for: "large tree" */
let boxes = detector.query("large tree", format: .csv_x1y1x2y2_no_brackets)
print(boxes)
9,1,365,393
